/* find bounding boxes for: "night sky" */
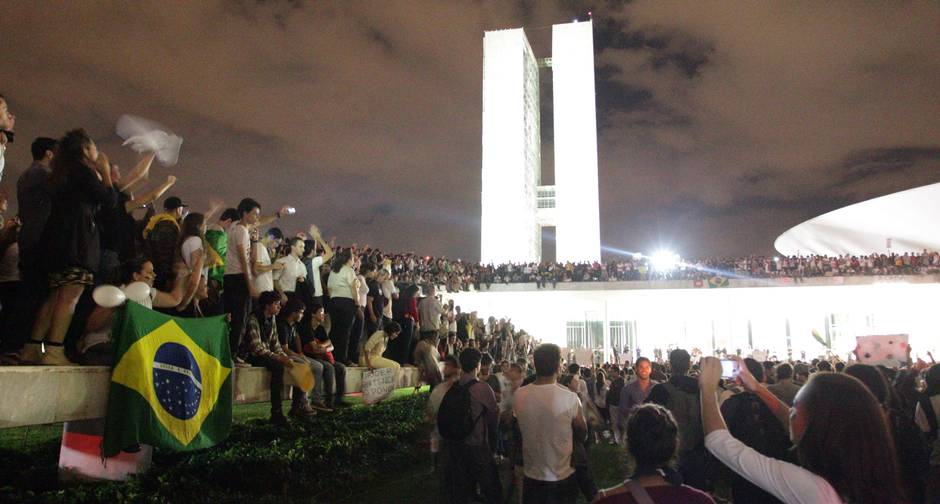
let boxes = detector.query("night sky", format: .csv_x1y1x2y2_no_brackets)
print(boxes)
1,1,938,261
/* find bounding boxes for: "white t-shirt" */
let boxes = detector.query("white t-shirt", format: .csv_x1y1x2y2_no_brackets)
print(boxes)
705,429,842,503
180,236,208,278
224,223,249,276
513,383,581,481
381,278,397,318
309,255,324,296
356,274,369,307
252,242,274,293
274,254,306,293
327,265,357,300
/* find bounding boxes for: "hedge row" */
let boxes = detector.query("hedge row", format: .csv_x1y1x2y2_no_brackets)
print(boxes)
1,393,430,503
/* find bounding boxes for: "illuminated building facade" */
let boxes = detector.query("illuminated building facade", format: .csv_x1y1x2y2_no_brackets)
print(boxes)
481,21,601,264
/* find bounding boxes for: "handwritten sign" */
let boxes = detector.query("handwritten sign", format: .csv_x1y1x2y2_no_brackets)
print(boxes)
362,367,397,405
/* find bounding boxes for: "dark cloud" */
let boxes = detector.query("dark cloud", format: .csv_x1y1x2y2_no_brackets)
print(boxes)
0,0,937,260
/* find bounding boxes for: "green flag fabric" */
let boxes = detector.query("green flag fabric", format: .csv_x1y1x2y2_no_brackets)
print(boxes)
103,301,232,457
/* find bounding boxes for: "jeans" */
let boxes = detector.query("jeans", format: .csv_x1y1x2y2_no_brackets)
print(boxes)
441,442,502,504
327,297,356,364
315,359,346,406
522,475,578,504
291,356,324,405
223,274,251,359
247,354,285,415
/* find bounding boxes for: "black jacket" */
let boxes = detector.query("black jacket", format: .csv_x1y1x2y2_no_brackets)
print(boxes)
40,164,116,275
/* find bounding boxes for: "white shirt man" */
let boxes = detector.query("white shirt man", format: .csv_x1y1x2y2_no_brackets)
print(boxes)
274,238,306,294
513,345,586,499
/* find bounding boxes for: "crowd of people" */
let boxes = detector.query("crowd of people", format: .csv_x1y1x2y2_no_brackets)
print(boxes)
429,343,940,503
5,96,940,503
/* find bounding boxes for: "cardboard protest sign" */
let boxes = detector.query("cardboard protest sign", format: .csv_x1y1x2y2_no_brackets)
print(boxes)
362,367,397,405
855,335,909,367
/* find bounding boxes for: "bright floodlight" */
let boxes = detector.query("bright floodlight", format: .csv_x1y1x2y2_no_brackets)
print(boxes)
650,250,680,271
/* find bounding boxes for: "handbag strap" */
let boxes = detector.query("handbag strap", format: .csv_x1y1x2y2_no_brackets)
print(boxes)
626,480,656,504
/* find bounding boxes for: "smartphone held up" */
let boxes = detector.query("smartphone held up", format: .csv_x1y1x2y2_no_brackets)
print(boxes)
720,359,739,379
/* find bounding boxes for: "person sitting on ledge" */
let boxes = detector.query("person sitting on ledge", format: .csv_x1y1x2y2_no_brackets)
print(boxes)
246,290,298,426
360,319,402,372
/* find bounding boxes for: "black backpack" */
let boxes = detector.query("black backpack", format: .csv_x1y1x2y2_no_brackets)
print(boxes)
438,380,483,442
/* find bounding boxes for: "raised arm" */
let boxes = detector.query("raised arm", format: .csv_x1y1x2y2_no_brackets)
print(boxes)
117,151,155,192
126,175,177,212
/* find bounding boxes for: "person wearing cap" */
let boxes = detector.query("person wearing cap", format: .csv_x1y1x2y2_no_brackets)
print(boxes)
142,196,187,291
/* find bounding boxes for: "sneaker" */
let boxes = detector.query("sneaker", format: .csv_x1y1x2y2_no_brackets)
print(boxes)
234,356,251,368
270,412,289,426
288,407,317,422
310,401,333,413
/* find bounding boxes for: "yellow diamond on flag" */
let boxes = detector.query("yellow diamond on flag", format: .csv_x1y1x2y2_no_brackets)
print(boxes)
111,319,231,446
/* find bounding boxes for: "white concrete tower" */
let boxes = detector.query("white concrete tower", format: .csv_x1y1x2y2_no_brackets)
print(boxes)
481,20,600,264
481,28,541,265
552,21,601,263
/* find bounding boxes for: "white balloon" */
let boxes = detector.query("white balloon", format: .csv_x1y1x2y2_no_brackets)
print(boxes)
123,282,152,306
92,285,126,308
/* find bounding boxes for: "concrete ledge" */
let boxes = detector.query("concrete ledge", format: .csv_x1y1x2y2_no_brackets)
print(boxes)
1,365,422,429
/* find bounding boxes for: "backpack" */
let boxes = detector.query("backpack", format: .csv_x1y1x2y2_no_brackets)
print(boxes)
438,379,483,442
663,382,704,453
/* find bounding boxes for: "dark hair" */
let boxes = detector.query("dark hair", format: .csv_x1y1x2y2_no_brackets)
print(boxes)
383,320,401,334
303,239,317,257
280,298,305,320
459,347,482,373
266,227,284,241
220,208,239,222
834,361,846,373
359,261,375,275
180,212,205,242
533,344,561,377
668,349,691,375
480,352,493,367
331,249,352,273
634,357,651,368
844,364,889,406
286,236,303,249
50,129,94,187
926,364,940,397
122,255,152,284
567,363,580,375
443,355,459,368
236,198,261,218
817,361,833,372
743,358,764,383
776,363,793,380
796,372,901,502
31,137,57,161
558,373,575,388
627,404,679,475
257,291,281,312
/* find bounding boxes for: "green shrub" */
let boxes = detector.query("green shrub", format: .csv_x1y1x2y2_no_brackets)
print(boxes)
0,393,429,503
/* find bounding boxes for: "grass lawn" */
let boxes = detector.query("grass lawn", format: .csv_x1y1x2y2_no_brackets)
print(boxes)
0,386,431,451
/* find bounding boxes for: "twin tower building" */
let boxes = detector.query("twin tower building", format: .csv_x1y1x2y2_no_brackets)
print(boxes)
481,20,601,265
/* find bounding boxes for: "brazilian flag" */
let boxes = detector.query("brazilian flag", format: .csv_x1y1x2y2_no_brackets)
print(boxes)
103,301,232,457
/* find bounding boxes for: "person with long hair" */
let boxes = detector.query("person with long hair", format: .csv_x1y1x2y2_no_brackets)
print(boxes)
326,248,359,364
176,212,208,316
594,404,715,503
23,129,115,365
699,356,902,503
845,363,929,502
916,363,940,502
360,319,401,371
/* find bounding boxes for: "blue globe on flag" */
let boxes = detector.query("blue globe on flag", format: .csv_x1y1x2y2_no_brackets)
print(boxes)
153,342,203,420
